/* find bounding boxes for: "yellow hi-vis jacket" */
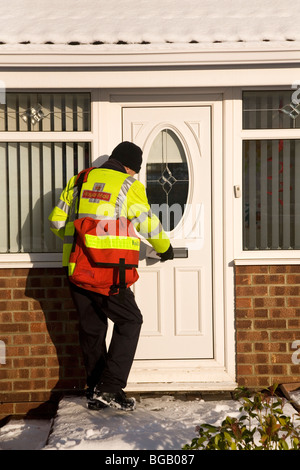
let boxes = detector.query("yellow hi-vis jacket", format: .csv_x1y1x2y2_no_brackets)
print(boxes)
48,166,171,267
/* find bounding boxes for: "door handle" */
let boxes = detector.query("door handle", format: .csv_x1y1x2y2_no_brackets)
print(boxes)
146,246,188,259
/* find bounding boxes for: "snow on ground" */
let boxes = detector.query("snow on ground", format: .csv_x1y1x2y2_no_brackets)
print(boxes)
0,419,53,450
0,391,299,451
44,396,242,451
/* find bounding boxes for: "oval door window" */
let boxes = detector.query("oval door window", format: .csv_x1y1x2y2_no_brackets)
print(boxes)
146,129,189,231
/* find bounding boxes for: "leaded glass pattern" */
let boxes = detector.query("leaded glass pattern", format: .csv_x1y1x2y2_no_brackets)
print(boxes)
146,129,189,231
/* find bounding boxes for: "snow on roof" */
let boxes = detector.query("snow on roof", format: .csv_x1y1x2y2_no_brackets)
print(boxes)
0,0,299,47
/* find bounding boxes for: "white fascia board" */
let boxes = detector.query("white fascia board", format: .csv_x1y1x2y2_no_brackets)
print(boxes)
1,67,300,89
0,41,300,67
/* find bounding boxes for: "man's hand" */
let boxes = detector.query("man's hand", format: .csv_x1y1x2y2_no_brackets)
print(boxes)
158,244,174,262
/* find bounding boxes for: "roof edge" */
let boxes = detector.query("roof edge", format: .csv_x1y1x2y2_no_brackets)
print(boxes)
0,41,300,67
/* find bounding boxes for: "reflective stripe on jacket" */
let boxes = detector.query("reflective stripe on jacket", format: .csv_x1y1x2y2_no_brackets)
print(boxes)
49,165,170,266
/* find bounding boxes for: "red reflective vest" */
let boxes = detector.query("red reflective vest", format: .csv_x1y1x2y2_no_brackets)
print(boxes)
69,216,140,295
68,168,140,296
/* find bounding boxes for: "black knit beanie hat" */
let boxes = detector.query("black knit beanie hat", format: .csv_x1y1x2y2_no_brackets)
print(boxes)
110,141,143,173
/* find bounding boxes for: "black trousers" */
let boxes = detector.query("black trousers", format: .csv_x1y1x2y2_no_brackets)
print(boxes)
68,279,143,393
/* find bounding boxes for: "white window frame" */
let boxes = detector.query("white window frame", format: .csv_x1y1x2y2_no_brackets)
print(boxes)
233,86,300,265
0,89,98,268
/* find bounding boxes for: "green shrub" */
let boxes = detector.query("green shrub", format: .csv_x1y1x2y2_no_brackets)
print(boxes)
183,386,300,450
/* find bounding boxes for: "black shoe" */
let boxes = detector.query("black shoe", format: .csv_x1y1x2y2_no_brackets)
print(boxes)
85,387,95,401
85,387,108,411
87,399,108,411
94,390,136,411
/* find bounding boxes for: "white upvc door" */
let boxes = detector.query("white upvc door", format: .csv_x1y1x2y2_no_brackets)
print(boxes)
99,90,236,390
123,106,213,356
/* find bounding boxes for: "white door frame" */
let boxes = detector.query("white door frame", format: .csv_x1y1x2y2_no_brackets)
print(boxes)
96,88,237,391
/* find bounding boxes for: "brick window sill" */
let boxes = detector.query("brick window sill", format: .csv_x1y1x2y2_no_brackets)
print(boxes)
0,254,62,268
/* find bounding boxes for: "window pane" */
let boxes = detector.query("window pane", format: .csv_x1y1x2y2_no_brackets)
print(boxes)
0,142,91,253
0,93,91,132
146,129,189,231
243,139,300,250
243,91,300,129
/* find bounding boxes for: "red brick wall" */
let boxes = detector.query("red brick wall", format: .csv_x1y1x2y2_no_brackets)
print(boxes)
0,268,86,420
1,265,300,420
235,265,300,389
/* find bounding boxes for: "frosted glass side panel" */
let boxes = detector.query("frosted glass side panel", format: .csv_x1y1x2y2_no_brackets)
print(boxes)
0,142,90,253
